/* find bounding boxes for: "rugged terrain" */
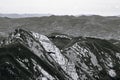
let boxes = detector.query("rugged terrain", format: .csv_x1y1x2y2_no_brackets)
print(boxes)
0,29,120,80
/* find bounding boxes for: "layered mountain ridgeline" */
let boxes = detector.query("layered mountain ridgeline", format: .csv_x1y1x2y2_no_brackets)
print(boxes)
0,15,120,39
0,14,51,18
0,29,120,80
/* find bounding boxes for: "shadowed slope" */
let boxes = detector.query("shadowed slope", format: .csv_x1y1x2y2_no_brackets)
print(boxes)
0,29,73,80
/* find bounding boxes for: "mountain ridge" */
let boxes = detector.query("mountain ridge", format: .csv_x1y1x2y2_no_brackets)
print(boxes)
0,13,51,18
0,29,120,80
0,15,120,39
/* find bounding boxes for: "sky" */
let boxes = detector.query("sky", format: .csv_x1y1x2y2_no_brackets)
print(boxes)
0,0,120,16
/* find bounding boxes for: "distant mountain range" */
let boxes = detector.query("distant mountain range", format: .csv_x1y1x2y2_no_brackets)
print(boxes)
0,15,120,39
0,13,51,18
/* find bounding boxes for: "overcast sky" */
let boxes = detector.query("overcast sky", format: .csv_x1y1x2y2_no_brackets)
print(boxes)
0,0,120,16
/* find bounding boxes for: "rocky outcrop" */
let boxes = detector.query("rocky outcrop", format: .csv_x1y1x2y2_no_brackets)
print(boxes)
0,29,73,80
50,35,120,80
0,29,120,80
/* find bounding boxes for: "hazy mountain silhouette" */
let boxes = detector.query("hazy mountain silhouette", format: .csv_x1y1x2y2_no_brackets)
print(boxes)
0,13,51,18
0,15,120,39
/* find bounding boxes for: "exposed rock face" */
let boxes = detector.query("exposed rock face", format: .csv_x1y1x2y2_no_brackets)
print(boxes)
0,29,120,80
62,37,120,80
0,29,73,80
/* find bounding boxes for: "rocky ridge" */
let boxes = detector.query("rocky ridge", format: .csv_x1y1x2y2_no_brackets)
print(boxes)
0,29,120,80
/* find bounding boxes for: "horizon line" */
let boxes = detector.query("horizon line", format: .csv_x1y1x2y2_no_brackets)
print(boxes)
0,13,120,17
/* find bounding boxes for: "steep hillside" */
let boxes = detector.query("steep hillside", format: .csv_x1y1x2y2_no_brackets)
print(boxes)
0,29,120,80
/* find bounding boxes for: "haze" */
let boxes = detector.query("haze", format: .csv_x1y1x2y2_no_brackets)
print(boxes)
0,0,120,16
